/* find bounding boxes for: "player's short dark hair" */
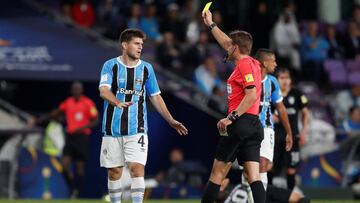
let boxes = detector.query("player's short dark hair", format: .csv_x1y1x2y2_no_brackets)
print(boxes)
120,28,146,43
229,30,253,55
275,67,291,78
254,48,275,62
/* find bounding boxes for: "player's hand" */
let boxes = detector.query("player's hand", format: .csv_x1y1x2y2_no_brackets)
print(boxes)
170,119,188,136
285,134,293,152
217,118,232,135
202,10,213,26
299,129,307,146
272,115,280,123
116,102,133,108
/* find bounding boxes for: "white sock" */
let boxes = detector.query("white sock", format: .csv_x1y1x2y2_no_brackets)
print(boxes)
131,177,145,203
260,172,268,190
108,179,122,203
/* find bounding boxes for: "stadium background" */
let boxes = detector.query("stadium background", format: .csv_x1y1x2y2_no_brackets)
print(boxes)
0,0,360,202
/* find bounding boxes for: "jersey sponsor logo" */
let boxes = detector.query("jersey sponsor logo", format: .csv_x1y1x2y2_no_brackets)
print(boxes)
119,88,143,96
286,107,297,115
119,78,125,83
227,83,232,94
301,95,308,104
100,74,108,83
260,101,271,106
244,74,254,83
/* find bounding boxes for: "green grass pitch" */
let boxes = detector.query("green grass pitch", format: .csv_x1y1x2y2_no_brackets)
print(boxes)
1,200,360,203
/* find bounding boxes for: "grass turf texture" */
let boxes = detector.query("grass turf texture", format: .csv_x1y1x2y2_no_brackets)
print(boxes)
1,200,360,203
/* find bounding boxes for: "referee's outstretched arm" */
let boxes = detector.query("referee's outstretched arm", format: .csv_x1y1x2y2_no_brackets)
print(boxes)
202,10,232,51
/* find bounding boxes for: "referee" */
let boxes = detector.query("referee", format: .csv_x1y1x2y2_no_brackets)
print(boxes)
201,10,265,203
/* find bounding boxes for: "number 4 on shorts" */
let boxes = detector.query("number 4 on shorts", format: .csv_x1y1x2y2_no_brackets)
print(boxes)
138,135,145,147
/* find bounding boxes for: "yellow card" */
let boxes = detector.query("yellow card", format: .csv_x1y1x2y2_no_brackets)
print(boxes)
202,2,212,13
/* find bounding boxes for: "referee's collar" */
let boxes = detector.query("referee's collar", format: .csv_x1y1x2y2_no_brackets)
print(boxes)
117,57,142,68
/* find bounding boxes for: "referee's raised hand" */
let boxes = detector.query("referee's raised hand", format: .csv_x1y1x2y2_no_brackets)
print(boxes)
169,119,188,136
202,10,213,26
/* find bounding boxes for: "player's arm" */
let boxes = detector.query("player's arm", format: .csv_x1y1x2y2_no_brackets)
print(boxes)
218,86,257,133
99,86,132,108
35,108,62,125
149,94,188,136
299,107,310,145
275,102,293,151
202,10,232,51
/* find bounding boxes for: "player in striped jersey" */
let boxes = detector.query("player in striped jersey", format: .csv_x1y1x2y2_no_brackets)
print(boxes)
98,29,188,203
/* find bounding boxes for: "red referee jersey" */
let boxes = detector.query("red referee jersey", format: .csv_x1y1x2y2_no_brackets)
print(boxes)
227,56,262,115
59,96,98,135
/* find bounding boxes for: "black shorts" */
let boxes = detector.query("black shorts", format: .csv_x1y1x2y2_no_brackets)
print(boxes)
273,130,300,172
63,133,90,161
215,113,263,165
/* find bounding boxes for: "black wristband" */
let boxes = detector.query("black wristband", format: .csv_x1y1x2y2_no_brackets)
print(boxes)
209,23,217,31
227,111,239,122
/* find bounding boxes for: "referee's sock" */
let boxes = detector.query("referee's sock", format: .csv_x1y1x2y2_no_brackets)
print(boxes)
287,173,296,190
201,181,220,203
131,177,145,203
250,181,266,203
108,179,122,203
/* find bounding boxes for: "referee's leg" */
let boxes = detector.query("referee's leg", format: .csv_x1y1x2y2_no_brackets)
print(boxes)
243,161,266,203
201,159,232,203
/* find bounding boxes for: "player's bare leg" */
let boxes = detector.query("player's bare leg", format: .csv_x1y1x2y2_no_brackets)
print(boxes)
259,157,273,189
201,159,232,203
128,162,145,203
243,161,266,203
108,167,124,203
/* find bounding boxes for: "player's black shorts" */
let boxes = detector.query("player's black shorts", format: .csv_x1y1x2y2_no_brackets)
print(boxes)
63,133,89,161
273,129,300,171
215,113,263,165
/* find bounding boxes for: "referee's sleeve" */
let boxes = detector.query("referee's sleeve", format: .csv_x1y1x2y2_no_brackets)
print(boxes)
99,61,113,89
235,62,256,89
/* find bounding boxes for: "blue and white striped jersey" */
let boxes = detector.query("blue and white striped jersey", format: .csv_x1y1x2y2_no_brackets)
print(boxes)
99,57,161,136
259,74,283,129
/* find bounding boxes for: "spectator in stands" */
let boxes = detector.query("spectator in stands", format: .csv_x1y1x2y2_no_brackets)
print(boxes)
140,3,161,42
271,10,301,71
342,106,360,137
166,148,186,185
182,31,210,79
343,21,360,59
179,0,197,25
352,5,360,29
60,0,73,21
251,1,273,50
71,0,95,28
186,12,206,44
156,31,183,73
325,24,345,59
97,0,127,40
160,3,186,42
35,82,99,198
165,148,206,187
301,21,329,81
336,84,360,122
127,3,142,29
193,57,222,96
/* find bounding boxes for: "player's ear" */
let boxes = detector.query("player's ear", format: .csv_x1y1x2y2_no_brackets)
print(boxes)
121,42,127,50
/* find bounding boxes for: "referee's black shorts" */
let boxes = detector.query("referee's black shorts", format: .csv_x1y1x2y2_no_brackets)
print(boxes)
215,113,263,165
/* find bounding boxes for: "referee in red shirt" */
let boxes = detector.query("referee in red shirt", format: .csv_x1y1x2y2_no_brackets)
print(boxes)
201,11,265,203
36,82,99,197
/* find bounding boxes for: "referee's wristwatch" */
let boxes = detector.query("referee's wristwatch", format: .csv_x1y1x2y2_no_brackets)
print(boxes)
209,23,217,31
227,111,239,122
